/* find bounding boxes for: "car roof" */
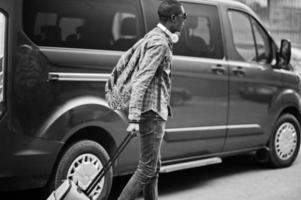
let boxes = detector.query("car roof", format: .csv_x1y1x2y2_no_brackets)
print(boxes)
179,0,255,14
179,0,259,23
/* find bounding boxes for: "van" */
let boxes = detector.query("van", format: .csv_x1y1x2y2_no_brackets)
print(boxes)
0,0,300,199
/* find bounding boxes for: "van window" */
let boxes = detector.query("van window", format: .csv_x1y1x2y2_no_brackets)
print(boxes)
251,18,272,63
0,12,6,116
228,11,256,61
23,0,144,51
174,3,223,59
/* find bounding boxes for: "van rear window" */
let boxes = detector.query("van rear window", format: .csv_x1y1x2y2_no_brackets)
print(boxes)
23,0,144,51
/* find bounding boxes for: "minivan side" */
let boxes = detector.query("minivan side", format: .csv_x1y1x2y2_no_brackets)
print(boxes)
0,0,300,199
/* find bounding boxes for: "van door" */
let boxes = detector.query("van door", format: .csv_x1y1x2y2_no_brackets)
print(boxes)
224,10,282,151
161,2,228,159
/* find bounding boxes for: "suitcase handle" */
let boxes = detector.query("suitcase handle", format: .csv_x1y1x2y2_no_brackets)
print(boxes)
85,132,136,196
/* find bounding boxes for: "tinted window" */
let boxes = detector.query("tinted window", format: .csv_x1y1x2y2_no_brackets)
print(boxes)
0,13,4,60
174,3,224,59
228,11,256,61
23,0,144,51
251,18,272,63
0,12,6,116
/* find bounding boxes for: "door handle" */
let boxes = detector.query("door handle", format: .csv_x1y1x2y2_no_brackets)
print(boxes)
233,66,245,77
211,64,225,75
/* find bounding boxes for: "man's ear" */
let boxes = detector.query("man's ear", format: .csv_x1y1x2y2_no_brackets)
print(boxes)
170,14,176,22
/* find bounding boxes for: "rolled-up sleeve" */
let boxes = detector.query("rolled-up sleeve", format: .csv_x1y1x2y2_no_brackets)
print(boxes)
128,42,168,121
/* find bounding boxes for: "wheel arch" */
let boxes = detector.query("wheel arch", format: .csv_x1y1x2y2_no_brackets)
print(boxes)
62,125,117,160
40,96,128,187
267,104,301,145
45,125,118,188
36,96,127,140
270,88,301,137
278,106,301,128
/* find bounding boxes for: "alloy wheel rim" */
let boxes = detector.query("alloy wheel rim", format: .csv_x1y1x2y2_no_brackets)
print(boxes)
275,122,298,160
67,153,104,200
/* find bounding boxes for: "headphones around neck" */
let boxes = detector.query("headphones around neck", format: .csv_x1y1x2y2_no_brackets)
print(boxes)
157,23,179,44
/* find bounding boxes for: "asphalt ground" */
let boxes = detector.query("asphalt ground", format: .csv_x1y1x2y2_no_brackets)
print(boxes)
110,151,301,200
1,149,301,200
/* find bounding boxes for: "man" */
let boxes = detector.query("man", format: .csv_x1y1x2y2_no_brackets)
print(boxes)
118,0,186,199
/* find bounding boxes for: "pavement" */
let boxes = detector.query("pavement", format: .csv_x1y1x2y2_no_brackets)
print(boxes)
110,150,301,200
1,148,301,200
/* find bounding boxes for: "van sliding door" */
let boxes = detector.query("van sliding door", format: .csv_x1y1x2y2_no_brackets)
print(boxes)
162,2,228,160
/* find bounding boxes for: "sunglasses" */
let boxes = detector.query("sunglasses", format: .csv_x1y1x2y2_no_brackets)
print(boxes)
176,12,187,20
160,12,187,20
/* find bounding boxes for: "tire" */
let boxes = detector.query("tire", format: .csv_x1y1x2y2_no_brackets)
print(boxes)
268,114,301,168
48,140,113,200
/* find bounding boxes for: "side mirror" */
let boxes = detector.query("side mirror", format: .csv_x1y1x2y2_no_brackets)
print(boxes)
277,39,291,67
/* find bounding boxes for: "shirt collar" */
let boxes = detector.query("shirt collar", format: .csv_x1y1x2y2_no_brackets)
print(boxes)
156,23,173,45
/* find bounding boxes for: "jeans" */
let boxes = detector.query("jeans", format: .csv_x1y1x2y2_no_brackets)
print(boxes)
118,111,166,200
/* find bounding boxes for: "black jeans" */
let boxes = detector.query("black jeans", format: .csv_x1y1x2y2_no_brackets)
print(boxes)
118,111,166,200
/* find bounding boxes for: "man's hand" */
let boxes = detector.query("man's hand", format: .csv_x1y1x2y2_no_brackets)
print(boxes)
127,123,139,136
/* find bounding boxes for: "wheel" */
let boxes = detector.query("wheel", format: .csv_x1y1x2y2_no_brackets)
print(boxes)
268,114,300,168
48,140,113,200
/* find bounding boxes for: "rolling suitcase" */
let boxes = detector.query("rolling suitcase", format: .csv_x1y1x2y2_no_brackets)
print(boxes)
47,132,136,200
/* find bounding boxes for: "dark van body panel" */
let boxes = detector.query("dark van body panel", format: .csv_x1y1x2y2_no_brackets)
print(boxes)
162,56,228,160
218,2,301,152
0,0,137,189
0,0,300,195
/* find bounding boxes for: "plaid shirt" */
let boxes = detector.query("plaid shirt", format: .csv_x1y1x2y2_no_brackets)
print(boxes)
129,27,173,122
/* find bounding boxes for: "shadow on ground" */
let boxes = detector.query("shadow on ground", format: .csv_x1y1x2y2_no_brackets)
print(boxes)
109,153,268,199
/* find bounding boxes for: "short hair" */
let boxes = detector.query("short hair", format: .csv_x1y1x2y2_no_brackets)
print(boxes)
158,0,182,22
